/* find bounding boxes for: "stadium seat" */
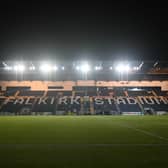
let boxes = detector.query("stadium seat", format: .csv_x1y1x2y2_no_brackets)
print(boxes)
18,91,45,96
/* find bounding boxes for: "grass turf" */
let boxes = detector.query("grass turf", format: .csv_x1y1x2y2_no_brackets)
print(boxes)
0,116,168,168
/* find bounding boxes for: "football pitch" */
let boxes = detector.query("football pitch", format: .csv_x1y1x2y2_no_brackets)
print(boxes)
0,116,168,168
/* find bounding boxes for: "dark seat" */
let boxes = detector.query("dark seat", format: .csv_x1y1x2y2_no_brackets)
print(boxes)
18,91,44,96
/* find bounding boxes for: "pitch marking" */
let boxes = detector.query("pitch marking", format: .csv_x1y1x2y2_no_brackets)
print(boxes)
118,123,168,141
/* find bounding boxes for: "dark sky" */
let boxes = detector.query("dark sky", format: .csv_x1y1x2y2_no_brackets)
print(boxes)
0,2,168,61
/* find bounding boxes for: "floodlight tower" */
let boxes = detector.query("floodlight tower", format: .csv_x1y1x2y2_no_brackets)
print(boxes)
80,63,90,80
39,63,53,81
13,63,25,80
115,63,130,81
76,62,91,97
76,62,91,80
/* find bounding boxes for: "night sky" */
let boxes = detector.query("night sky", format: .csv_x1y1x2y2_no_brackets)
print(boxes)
0,2,168,61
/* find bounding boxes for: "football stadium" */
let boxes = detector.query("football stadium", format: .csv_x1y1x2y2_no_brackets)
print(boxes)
0,60,168,167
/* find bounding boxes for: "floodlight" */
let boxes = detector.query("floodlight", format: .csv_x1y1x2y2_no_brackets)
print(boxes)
76,66,80,70
115,64,130,73
109,66,113,70
133,66,139,71
39,64,52,73
13,64,25,72
115,64,124,72
4,66,12,71
125,65,130,71
29,66,36,71
80,63,90,73
53,66,58,71
95,66,102,70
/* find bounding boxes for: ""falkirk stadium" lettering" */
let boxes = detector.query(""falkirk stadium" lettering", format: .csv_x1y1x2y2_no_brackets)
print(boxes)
2,96,168,105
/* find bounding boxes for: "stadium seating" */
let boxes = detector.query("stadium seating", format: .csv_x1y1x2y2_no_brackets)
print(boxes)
18,91,45,96
5,90,17,96
74,91,86,96
46,91,59,96
140,97,168,112
114,89,126,96
0,98,5,106
5,87,30,96
153,88,168,96
0,86,168,115
118,104,142,113
62,91,72,96
127,90,154,97
93,98,119,115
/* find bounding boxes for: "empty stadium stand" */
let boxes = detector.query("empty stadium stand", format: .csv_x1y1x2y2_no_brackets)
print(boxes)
0,81,168,115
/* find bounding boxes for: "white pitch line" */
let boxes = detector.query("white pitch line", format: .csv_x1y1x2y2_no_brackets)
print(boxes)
118,123,168,141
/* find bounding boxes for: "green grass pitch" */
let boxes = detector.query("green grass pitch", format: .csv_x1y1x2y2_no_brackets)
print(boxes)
0,116,168,168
